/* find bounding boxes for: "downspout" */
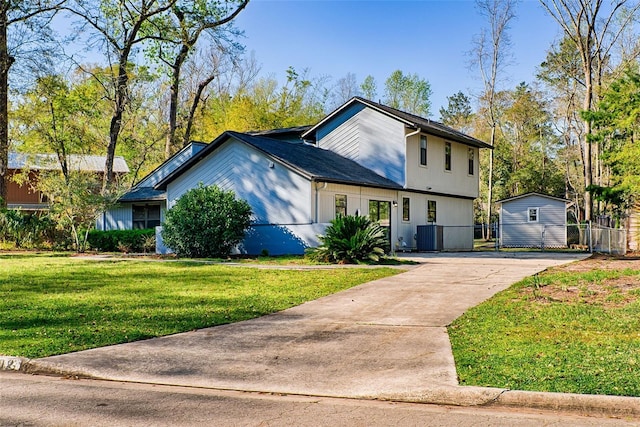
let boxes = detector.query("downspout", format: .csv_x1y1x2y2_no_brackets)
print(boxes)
314,180,327,223
404,127,421,189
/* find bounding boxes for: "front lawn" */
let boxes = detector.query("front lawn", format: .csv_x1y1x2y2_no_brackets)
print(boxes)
449,256,640,397
0,254,399,358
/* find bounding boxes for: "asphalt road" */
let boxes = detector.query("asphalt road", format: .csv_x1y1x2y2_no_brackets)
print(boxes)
2,372,638,427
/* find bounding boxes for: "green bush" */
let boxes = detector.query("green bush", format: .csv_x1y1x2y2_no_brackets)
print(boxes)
0,210,58,248
309,215,388,264
161,184,252,258
87,229,156,253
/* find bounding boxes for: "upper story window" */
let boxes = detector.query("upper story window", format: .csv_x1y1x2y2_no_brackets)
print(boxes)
133,204,161,229
402,197,410,221
335,194,347,217
445,142,452,171
468,148,474,175
420,135,427,166
528,207,539,223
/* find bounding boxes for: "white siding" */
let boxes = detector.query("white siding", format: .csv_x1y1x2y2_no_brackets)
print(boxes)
318,108,406,186
316,183,474,252
166,139,312,225
405,133,479,198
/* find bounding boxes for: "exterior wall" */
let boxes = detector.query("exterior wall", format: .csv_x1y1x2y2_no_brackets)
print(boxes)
96,204,133,231
315,183,474,252
627,203,640,251
317,108,407,186
97,202,167,231
137,143,206,188
499,195,567,248
166,138,313,225
405,133,479,198
6,170,42,206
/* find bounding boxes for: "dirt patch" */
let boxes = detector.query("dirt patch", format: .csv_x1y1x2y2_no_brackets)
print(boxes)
522,253,640,307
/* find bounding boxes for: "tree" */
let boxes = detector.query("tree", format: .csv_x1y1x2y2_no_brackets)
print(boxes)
538,0,640,221
153,0,249,157
0,0,66,208
330,72,360,109
65,0,176,190
470,0,516,237
360,75,377,101
439,91,473,132
161,184,251,258
383,70,432,116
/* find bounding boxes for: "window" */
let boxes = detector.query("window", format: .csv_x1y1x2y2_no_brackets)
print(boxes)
420,135,427,166
445,142,452,171
133,205,161,229
402,197,410,221
335,194,347,217
528,207,539,223
468,148,474,175
427,200,437,223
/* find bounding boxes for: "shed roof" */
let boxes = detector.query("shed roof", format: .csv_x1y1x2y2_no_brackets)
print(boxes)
497,192,571,204
9,152,129,173
301,97,492,149
154,131,403,191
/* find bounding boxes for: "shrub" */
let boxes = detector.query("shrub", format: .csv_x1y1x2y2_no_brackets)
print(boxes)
87,229,156,253
0,210,58,248
309,214,388,264
161,184,252,258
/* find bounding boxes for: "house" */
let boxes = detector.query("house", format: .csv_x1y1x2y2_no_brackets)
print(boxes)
7,152,129,211
497,192,571,249
101,97,492,255
95,142,207,230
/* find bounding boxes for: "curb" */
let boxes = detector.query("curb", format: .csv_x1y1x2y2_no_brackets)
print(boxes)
0,356,28,372
9,360,640,419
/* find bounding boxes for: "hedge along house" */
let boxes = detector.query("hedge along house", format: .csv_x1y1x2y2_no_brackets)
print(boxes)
497,192,571,249
8,152,129,211
134,97,491,255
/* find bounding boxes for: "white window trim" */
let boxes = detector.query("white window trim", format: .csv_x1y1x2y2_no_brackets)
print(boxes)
528,207,539,223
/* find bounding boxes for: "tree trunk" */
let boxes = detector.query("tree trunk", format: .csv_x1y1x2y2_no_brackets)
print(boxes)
104,60,129,192
487,124,495,240
583,66,593,222
0,5,11,208
182,74,215,147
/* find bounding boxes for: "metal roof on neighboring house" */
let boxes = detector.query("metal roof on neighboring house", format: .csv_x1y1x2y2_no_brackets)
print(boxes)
301,96,492,149
154,131,403,191
8,152,130,173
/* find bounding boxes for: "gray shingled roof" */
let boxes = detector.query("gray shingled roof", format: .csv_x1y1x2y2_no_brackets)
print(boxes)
9,152,129,173
155,131,403,191
119,187,165,202
302,96,492,149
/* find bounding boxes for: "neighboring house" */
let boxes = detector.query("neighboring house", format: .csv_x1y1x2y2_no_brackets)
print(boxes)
101,97,492,255
96,142,207,230
497,192,571,249
7,152,129,211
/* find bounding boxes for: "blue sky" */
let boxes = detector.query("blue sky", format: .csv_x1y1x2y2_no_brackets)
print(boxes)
233,0,562,118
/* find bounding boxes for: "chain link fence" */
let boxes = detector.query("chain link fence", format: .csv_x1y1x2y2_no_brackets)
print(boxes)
492,222,626,255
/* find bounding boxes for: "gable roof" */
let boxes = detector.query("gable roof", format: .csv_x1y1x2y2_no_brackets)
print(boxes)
118,141,208,203
154,131,403,191
9,152,129,173
301,96,492,149
497,192,571,204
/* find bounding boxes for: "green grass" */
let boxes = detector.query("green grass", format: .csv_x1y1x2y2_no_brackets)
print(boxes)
449,268,640,397
0,254,399,358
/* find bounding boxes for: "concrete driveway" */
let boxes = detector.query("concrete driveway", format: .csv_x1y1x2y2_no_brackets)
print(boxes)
29,252,588,401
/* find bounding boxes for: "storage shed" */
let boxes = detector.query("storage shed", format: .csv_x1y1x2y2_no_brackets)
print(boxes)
497,193,570,249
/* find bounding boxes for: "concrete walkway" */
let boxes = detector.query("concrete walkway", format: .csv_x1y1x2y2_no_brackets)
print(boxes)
25,252,598,402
